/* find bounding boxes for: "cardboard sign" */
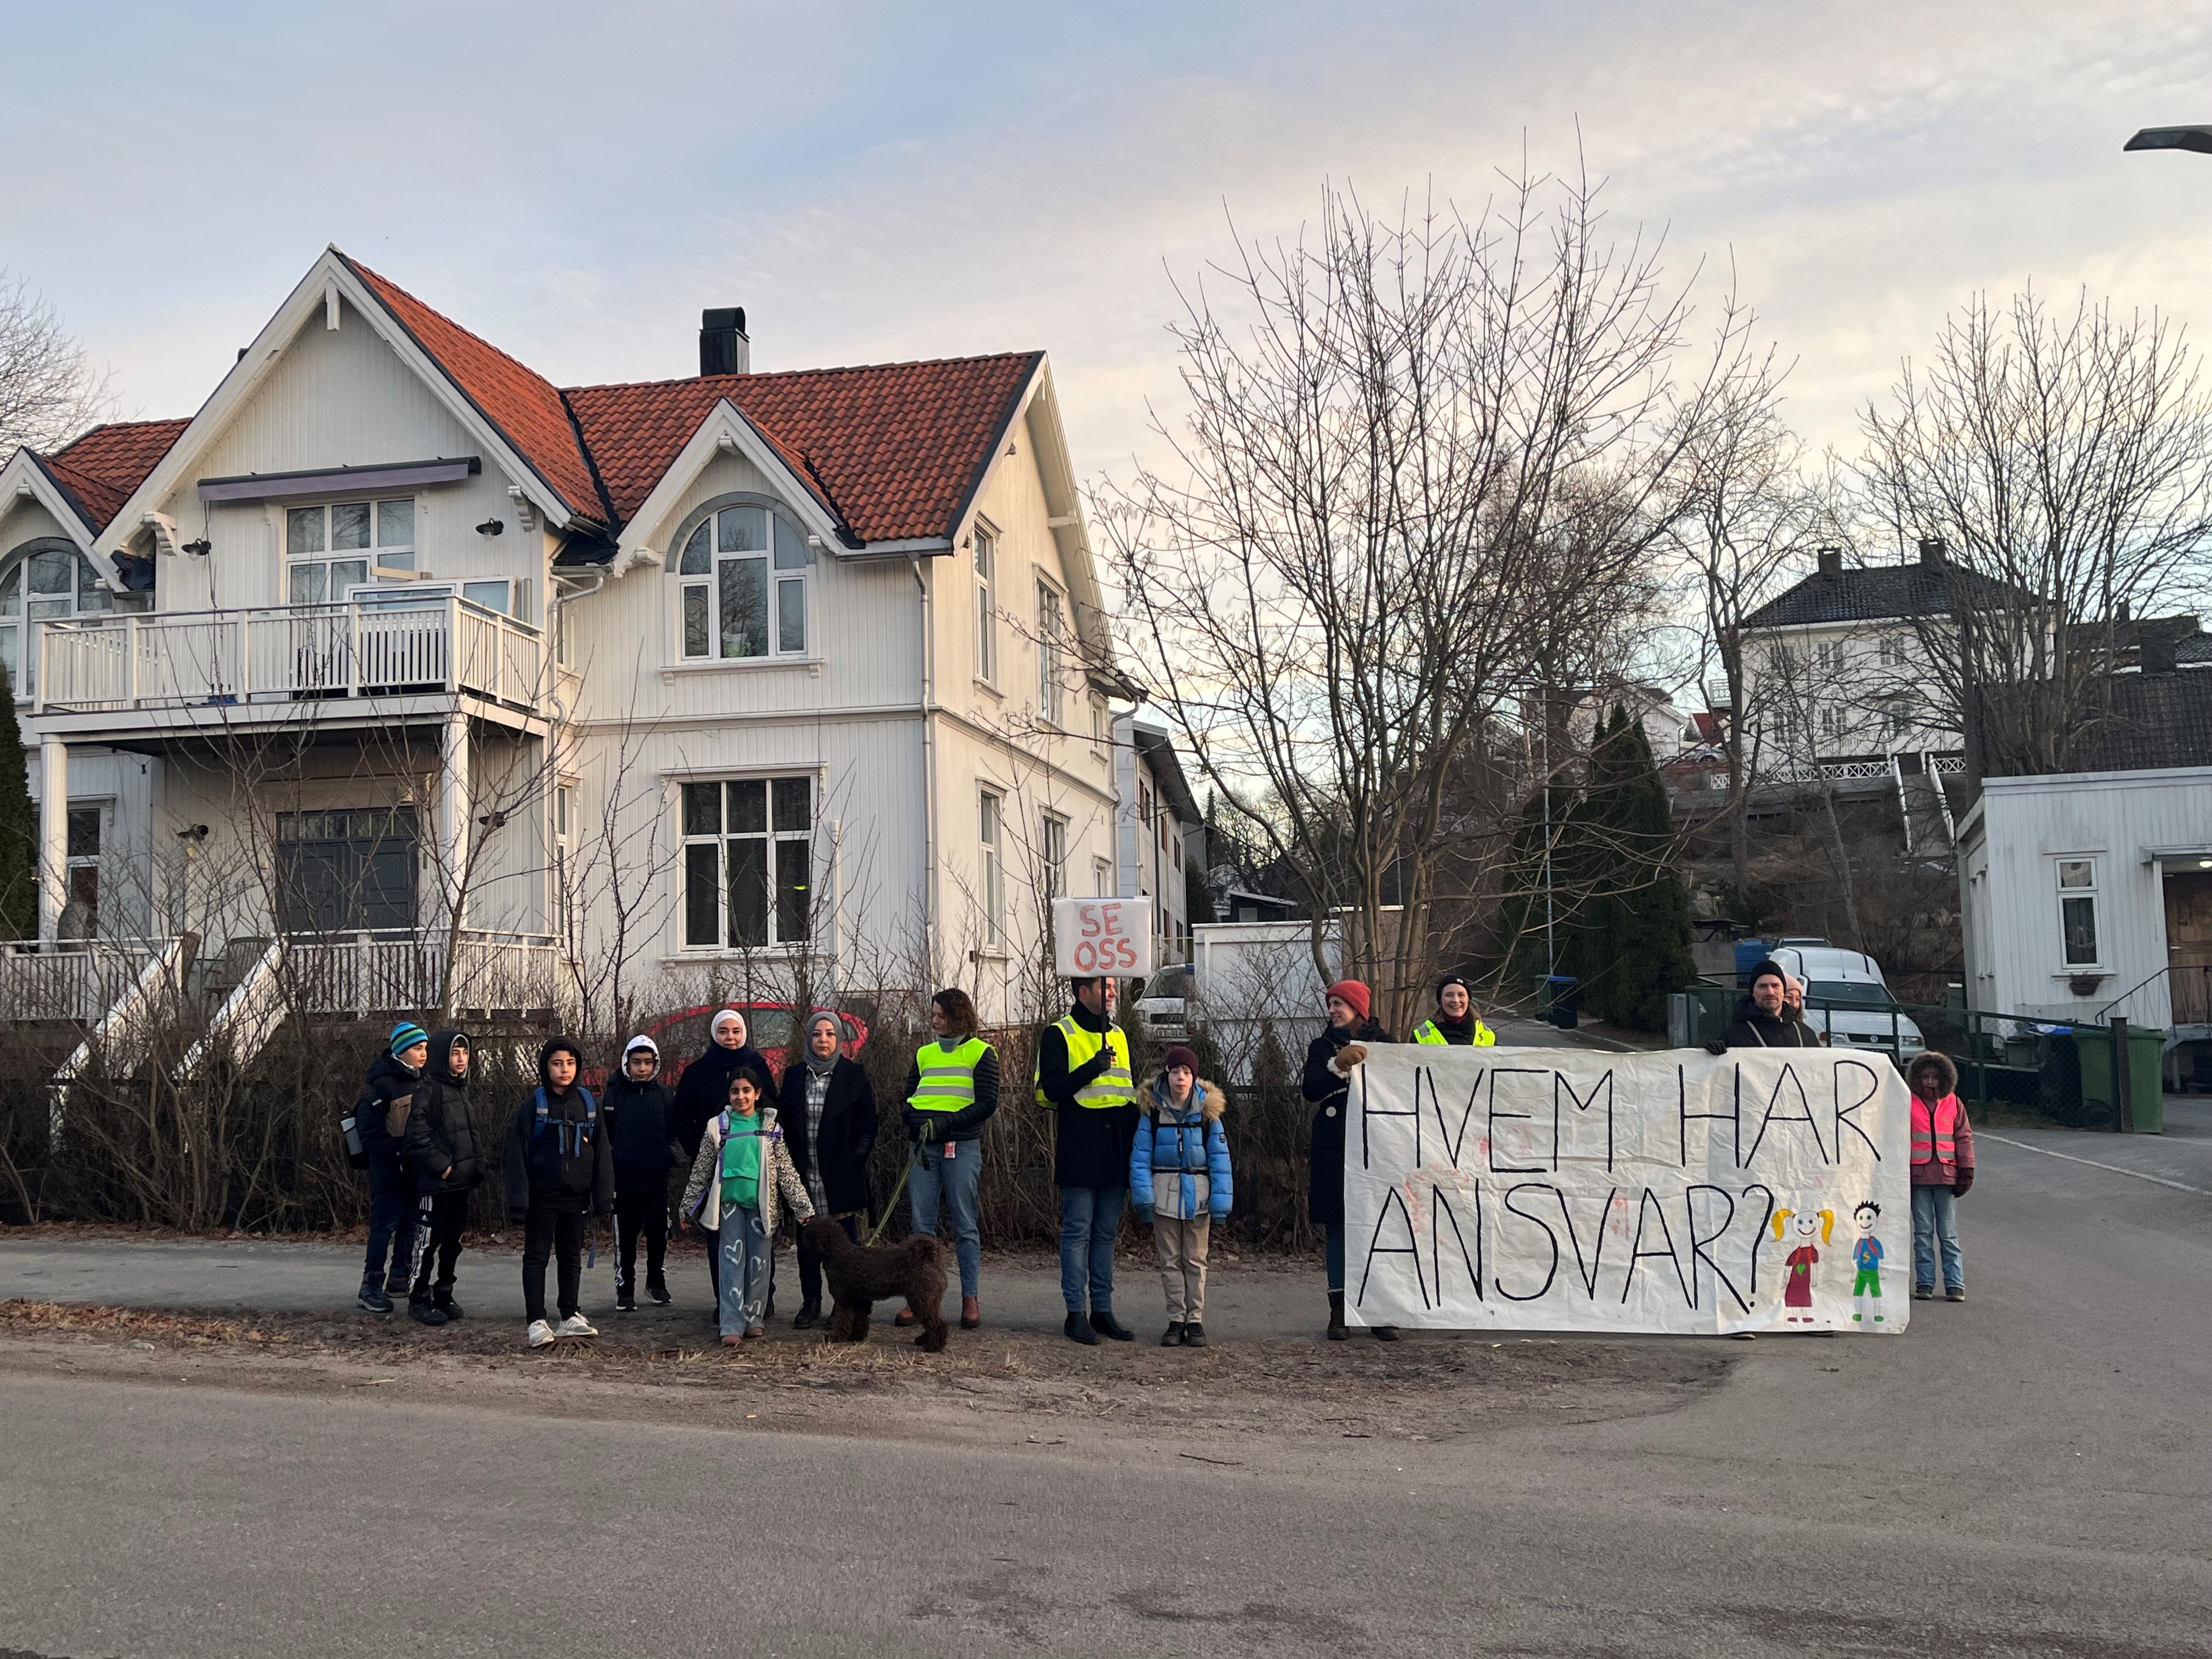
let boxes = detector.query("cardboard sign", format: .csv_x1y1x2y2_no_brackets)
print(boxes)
1052,897,1154,979
1344,1045,1912,1336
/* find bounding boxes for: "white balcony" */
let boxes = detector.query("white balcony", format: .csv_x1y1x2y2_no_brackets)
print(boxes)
32,594,548,730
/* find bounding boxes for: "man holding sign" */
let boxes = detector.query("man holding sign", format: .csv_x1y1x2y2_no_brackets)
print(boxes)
1036,972,1141,1345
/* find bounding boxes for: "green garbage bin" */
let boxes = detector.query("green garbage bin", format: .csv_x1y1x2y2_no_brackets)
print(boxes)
2074,1023,2166,1132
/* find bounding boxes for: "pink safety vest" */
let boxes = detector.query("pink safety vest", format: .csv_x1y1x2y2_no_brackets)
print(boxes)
1911,1094,1960,1165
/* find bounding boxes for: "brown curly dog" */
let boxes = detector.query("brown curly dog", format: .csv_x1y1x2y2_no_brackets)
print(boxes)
801,1216,950,1353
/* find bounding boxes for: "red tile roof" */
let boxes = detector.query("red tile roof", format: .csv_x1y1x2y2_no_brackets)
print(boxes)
337,253,609,526
43,417,192,532
563,352,1041,545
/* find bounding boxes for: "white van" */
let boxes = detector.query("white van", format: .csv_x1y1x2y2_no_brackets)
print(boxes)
1768,945,1925,1059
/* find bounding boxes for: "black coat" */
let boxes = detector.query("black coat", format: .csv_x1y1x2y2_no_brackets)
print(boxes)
1719,997,1822,1049
1036,1002,1139,1189
777,1056,878,1216
400,1030,487,1196
671,1041,772,1158
359,1051,419,1161
502,1087,614,1220
603,1074,681,1191
1304,1019,1390,1225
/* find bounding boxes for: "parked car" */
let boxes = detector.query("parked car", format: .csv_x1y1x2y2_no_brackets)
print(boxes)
1131,964,1195,1043
613,1002,870,1089
1767,945,1924,1058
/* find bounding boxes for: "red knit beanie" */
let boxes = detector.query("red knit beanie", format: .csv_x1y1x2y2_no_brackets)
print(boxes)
1325,979,1372,1022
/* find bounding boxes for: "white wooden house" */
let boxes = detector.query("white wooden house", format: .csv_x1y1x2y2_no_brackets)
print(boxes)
1110,710,1202,963
3,247,1125,1052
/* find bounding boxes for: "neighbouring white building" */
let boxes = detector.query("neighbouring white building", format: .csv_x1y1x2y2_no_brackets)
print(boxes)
3,246,1130,1051
1111,711,1202,963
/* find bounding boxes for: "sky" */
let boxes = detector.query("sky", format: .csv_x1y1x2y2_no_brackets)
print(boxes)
9,0,2212,488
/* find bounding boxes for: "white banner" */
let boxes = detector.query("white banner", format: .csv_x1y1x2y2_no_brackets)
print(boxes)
1052,897,1154,979
1344,1045,1912,1335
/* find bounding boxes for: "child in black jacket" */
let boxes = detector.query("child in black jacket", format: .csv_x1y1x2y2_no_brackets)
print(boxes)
400,1029,484,1327
504,1037,614,1348
604,1034,682,1311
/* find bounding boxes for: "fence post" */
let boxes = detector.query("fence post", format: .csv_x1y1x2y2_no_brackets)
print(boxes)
2110,1014,2132,1134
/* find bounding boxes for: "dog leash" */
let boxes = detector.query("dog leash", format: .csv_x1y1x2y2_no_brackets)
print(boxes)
862,1144,925,1246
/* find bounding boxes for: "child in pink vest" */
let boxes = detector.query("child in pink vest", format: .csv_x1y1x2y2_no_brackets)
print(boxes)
1905,1051,1974,1301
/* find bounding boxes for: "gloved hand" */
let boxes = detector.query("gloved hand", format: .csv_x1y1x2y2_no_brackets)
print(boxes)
1069,1048,1114,1087
1334,1043,1369,1073
1704,1039,1729,1057
1135,1204,1155,1225
1953,1169,1974,1198
919,1119,941,1144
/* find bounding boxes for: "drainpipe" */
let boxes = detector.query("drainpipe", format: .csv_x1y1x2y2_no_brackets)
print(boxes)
910,554,939,980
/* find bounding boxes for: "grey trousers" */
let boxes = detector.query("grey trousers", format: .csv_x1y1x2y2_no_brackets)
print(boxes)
1153,1213,1212,1322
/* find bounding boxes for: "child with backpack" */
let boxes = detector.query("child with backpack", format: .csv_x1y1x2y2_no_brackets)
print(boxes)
605,1034,682,1311
680,1066,813,1345
399,1029,485,1327
1131,1045,1233,1347
353,1022,427,1313
504,1037,615,1349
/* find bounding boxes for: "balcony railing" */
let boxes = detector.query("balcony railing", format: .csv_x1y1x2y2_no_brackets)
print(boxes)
34,595,546,716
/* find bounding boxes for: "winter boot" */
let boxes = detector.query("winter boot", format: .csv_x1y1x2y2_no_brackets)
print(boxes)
358,1279,393,1315
793,1301,821,1330
1090,1308,1134,1342
432,1288,464,1322
1327,1292,1348,1341
1161,1322,1186,1346
1063,1311,1101,1346
1181,1322,1209,1348
1372,1323,1401,1342
409,1297,448,1328
384,1268,414,1297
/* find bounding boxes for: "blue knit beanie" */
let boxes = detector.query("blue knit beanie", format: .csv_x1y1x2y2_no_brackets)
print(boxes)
389,1022,429,1059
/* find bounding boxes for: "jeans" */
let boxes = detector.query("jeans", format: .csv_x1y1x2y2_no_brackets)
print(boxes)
363,1155,417,1288
798,1212,861,1307
909,1138,982,1299
717,1205,771,1335
1911,1184,1964,1291
1324,1221,1346,1294
1058,1184,1125,1313
409,1190,468,1302
522,1201,585,1323
614,1188,668,1300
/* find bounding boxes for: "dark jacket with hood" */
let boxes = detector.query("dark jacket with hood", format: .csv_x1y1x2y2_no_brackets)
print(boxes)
1035,997,1140,1188
778,1053,879,1216
1718,996,1822,1049
672,1033,773,1158
401,1030,488,1195
359,1050,419,1160
603,1046,682,1192
1304,1018,1391,1225
504,1039,615,1220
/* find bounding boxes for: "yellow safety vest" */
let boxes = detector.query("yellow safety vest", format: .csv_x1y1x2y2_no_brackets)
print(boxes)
1414,1018,1494,1047
1032,1015,1135,1109
908,1036,992,1112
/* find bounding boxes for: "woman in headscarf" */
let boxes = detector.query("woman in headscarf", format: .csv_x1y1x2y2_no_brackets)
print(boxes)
670,1007,770,1310
776,1011,879,1328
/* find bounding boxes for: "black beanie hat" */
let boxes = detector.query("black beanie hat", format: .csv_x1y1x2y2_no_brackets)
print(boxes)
1747,958,1788,991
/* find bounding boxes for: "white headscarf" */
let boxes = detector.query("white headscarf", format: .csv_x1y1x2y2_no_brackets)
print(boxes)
711,1008,748,1046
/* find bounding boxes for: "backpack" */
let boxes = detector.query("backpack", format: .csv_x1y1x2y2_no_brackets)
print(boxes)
339,1088,372,1172
532,1086,599,1155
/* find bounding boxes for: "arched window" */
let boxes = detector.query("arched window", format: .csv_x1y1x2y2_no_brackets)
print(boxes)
0,540,113,698
674,502,811,661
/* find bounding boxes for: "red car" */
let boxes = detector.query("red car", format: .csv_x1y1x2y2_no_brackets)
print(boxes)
642,1001,870,1090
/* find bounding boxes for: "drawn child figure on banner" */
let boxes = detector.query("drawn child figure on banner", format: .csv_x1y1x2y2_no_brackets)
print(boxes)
1849,1201,1885,1324
1774,1208,1831,1323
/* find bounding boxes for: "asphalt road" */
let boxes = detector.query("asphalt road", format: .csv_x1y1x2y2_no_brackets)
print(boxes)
2,1113,2208,1658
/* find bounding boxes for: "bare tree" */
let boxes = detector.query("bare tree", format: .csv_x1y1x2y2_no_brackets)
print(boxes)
1100,166,1725,1031
1857,287,2212,780
0,272,115,455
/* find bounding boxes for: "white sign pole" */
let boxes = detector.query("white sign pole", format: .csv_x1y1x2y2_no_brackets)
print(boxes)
1051,896,1155,979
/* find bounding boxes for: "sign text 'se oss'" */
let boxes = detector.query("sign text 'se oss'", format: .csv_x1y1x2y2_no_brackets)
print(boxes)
1052,897,1154,979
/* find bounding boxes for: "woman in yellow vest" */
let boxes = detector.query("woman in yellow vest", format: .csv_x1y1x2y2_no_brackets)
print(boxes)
1034,974,1140,1345
898,988,997,1330
1412,975,1496,1047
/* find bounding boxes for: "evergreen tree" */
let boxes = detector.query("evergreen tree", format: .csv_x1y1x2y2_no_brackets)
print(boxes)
0,664,35,939
1574,704,1694,1030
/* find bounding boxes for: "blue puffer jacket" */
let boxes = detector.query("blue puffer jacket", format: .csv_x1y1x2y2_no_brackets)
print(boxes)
1131,1074,1232,1222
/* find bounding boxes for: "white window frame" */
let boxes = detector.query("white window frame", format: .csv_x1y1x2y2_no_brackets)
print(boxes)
979,789,1004,949
674,503,812,664
286,499,417,605
60,800,108,941
974,523,997,686
1879,635,1905,668
1036,578,1066,726
1816,639,1842,672
678,774,816,951
2056,857,2103,971
1,541,116,699
552,783,576,940
1041,811,1068,901
1093,855,1114,898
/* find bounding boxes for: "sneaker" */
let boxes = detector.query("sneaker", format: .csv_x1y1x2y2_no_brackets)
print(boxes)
358,1284,393,1314
647,1277,672,1306
1913,1284,1934,1301
1090,1310,1135,1342
1063,1311,1101,1346
1945,1287,1966,1302
408,1299,447,1328
1181,1322,1209,1348
1161,1322,1186,1347
526,1319,556,1350
555,1313,599,1339
615,1292,636,1313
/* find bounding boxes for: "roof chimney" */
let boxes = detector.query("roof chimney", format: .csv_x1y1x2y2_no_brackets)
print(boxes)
699,307,749,377
1816,546,1843,578
2117,598,2132,625
1917,537,1948,568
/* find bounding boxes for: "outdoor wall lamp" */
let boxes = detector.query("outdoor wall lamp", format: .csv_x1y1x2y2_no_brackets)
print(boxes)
476,518,505,537
175,824,209,842
181,539,211,556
